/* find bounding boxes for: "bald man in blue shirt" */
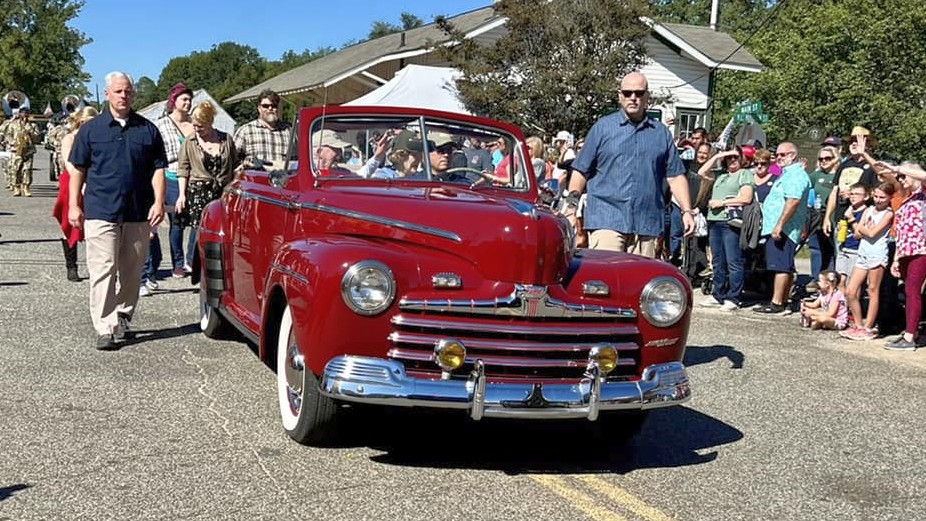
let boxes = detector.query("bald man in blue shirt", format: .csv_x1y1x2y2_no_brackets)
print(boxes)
565,72,695,258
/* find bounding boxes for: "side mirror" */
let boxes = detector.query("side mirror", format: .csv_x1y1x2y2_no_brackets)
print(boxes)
268,169,289,189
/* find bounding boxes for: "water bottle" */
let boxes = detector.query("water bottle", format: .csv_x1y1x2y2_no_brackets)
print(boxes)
814,193,822,211
836,219,848,243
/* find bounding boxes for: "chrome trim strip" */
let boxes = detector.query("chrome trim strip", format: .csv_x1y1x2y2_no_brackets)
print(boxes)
386,348,637,368
229,186,462,242
388,332,639,352
271,264,309,285
299,201,462,242
320,356,690,418
399,285,636,319
391,315,639,336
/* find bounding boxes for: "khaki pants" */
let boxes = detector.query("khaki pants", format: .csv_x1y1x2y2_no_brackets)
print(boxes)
84,220,151,336
589,229,658,258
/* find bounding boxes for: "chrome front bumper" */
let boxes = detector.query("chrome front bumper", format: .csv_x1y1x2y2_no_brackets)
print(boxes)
319,356,690,420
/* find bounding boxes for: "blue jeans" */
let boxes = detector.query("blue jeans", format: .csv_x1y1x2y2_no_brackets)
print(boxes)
141,231,162,282
808,230,835,280
708,221,745,304
168,212,186,269
186,226,198,266
668,205,683,263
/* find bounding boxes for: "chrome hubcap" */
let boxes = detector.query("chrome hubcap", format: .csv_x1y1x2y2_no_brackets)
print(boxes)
285,331,304,416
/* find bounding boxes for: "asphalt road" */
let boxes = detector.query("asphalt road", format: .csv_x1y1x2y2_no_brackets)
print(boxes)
1,150,925,521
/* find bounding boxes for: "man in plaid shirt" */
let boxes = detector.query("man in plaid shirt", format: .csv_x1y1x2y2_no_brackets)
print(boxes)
233,89,292,169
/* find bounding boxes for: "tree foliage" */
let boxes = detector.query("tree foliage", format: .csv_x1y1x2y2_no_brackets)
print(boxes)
651,0,773,37
438,0,651,136
134,76,158,110
712,0,926,160
368,12,424,40
0,0,91,108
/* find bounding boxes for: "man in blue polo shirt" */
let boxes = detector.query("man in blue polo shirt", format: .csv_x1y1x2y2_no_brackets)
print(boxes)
67,71,168,350
565,71,694,258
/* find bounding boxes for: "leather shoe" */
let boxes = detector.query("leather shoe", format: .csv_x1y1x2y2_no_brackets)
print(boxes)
94,334,118,351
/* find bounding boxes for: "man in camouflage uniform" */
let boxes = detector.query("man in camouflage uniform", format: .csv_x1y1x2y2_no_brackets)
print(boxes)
0,115,11,190
3,108,41,196
46,121,69,181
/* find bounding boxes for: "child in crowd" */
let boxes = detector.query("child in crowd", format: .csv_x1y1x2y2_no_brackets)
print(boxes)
841,182,895,341
800,270,848,330
834,183,869,292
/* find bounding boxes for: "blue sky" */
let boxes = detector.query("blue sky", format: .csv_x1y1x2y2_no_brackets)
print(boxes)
72,1,490,94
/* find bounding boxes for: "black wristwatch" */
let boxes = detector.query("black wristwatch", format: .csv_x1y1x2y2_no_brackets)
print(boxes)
563,190,581,209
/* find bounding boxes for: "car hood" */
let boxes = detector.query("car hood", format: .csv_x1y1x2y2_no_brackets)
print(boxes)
312,185,571,285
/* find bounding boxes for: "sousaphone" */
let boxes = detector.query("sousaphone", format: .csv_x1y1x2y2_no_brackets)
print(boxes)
2,90,30,117
61,94,84,116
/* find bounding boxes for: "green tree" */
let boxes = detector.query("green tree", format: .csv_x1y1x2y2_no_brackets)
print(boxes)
262,47,335,80
0,0,91,109
438,0,651,135
157,42,267,123
368,11,424,39
134,76,158,110
651,0,773,37
712,0,926,160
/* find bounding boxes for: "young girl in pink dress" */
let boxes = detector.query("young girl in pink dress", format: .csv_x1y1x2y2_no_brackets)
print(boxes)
800,270,848,330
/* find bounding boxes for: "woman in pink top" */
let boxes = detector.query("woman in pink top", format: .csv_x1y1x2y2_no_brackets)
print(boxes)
882,163,926,350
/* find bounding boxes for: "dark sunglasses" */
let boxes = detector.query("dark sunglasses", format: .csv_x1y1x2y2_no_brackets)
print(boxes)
620,89,647,98
260,103,278,109
818,156,834,161
755,161,770,167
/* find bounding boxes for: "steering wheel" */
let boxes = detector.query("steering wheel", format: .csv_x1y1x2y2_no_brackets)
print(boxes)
443,167,491,186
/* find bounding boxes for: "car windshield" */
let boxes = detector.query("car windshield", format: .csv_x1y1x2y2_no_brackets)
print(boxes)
308,114,530,192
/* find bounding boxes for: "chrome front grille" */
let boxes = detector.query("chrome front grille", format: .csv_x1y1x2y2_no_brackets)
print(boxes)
388,298,641,381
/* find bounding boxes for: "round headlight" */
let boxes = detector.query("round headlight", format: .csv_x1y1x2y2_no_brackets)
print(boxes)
640,276,687,327
340,260,396,315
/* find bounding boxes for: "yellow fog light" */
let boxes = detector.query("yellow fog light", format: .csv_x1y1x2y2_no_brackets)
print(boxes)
435,339,467,371
589,344,618,375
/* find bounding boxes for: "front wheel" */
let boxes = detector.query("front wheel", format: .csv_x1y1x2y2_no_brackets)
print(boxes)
276,304,339,445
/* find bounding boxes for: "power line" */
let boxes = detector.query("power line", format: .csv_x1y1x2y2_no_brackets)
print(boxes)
662,0,789,91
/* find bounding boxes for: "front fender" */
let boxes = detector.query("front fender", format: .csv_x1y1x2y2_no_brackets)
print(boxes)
261,237,424,375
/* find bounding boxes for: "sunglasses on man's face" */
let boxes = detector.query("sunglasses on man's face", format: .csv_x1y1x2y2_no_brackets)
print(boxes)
260,103,278,109
620,90,647,98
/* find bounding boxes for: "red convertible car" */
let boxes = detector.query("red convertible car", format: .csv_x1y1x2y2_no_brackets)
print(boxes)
196,106,691,445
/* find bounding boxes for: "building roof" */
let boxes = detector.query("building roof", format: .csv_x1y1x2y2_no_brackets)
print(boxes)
225,6,503,104
227,6,764,105
652,22,765,73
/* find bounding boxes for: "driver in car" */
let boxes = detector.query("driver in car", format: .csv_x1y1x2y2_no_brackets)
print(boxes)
312,129,353,176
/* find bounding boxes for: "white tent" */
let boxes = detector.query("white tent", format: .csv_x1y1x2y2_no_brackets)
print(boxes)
344,64,472,115
138,89,236,135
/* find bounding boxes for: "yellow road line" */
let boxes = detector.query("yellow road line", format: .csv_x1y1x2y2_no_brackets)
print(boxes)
530,475,630,521
579,476,676,521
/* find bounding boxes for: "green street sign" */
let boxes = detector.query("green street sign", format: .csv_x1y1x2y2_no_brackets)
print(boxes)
757,113,770,123
735,101,763,115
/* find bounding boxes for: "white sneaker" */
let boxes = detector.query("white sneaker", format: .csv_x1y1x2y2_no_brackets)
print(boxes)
699,296,723,308
145,279,159,291
720,300,739,311
139,285,150,297
183,263,193,274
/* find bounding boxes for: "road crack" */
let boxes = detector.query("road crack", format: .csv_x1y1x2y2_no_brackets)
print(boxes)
181,345,299,520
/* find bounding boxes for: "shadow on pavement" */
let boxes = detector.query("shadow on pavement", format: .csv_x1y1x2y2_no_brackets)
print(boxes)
0,281,28,287
0,238,63,245
330,405,742,474
119,322,200,349
685,344,745,369
0,483,31,502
